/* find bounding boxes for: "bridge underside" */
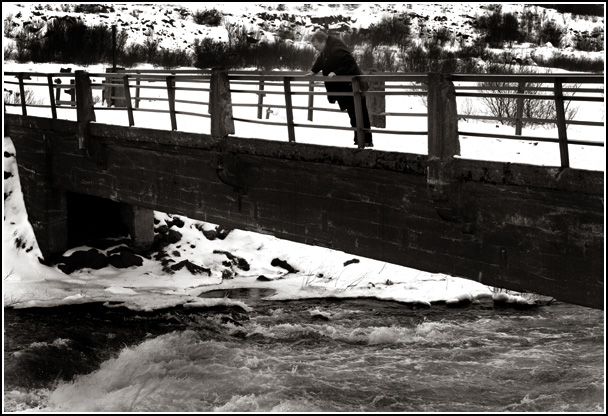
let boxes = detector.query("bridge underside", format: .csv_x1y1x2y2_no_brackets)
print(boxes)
5,114,604,309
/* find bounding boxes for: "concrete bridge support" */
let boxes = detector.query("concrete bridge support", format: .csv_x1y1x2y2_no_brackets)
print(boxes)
13,129,70,258
120,205,155,251
9,71,157,256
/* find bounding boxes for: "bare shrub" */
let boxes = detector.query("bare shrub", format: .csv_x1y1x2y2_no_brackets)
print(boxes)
479,65,578,129
476,7,520,47
368,13,411,50
42,19,120,64
4,42,16,61
400,43,458,73
4,88,44,106
357,45,375,71
155,48,192,69
3,14,19,39
433,27,453,47
538,20,563,46
73,4,115,14
193,38,239,69
575,27,604,52
532,51,604,72
193,8,223,26
142,35,161,62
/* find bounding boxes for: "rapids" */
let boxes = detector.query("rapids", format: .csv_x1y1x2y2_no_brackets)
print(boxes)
3,289,604,412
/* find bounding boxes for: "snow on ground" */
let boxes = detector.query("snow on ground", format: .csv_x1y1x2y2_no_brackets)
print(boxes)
4,132,504,312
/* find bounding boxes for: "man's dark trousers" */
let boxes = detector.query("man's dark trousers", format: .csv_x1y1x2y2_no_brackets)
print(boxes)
339,96,373,145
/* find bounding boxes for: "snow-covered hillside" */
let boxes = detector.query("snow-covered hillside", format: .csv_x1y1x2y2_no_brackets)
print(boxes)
3,3,604,65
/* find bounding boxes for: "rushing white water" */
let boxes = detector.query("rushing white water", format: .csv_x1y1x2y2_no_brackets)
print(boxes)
3,294,604,413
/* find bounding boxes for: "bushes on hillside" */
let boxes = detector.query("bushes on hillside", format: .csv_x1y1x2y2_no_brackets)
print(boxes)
575,27,604,52
342,14,412,50
193,8,223,26
6,18,193,69
192,35,317,71
4,5,603,72
73,4,115,14
538,20,563,46
368,14,412,49
11,19,121,65
473,6,604,52
532,51,604,73
399,43,460,73
476,7,520,47
193,38,238,69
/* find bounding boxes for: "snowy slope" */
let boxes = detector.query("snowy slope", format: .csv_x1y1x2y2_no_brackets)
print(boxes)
2,3,604,61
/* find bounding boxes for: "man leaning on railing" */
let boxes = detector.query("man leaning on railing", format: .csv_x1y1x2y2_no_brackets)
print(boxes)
305,30,373,148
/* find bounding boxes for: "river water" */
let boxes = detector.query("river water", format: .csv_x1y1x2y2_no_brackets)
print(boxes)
3,289,604,412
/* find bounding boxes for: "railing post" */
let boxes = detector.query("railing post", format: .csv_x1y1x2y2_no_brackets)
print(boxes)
427,72,460,160
515,81,525,136
134,71,141,109
257,79,265,119
554,79,570,168
283,76,296,142
166,75,177,130
426,72,472,229
67,79,76,107
352,77,366,148
123,75,134,127
75,70,104,165
75,70,96,125
17,73,27,116
55,77,62,103
307,80,314,122
104,67,126,107
47,75,57,119
210,70,235,138
367,69,386,128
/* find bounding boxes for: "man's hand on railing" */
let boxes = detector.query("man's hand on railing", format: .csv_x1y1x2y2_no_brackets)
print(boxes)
303,72,336,77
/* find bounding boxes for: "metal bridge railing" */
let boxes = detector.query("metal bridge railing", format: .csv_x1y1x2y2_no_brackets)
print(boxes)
3,69,605,168
451,73,604,168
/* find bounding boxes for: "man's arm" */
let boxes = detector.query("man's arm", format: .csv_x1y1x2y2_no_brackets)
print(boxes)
330,49,358,75
310,53,323,74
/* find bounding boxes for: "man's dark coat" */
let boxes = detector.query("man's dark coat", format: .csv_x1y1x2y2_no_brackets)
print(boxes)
311,36,368,110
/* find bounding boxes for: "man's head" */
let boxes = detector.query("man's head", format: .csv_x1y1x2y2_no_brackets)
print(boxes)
310,31,328,52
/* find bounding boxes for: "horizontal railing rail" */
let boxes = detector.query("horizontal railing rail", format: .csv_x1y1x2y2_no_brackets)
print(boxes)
224,73,429,143
3,70,605,168
449,73,604,167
